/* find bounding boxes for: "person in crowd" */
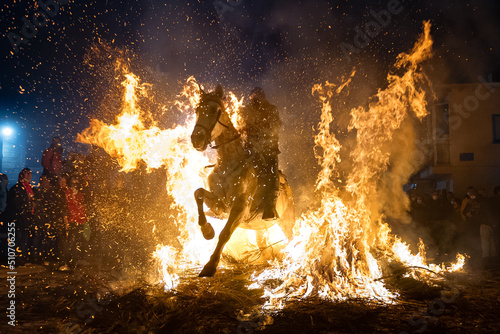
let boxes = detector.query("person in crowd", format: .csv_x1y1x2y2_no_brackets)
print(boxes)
63,151,88,182
479,208,497,267
409,193,417,209
5,168,35,264
428,191,447,221
410,195,428,226
429,191,455,259
241,87,281,220
53,176,70,268
61,176,88,270
447,191,456,204
32,175,51,264
450,198,466,252
41,136,63,185
491,186,500,260
478,186,498,267
99,173,132,267
460,186,475,221
463,188,486,267
33,174,66,265
0,173,8,215
478,188,488,200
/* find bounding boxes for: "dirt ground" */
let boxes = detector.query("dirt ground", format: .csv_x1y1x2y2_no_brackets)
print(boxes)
1,260,500,334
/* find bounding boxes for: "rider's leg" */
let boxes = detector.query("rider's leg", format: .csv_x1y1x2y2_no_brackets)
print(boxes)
262,155,280,220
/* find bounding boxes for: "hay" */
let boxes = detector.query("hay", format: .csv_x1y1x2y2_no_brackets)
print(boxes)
8,262,499,333
86,267,266,333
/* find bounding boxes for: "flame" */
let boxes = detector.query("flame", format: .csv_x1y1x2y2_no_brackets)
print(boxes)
174,75,201,114
251,21,464,306
152,244,180,290
78,67,271,284
78,69,215,269
225,91,245,131
80,22,465,304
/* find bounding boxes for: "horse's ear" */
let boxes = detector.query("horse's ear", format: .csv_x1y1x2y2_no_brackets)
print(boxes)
215,85,223,98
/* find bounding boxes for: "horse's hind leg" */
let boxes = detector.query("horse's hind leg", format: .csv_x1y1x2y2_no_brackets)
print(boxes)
194,188,225,240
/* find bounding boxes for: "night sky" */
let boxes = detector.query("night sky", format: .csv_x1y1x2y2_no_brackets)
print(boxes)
1,0,500,181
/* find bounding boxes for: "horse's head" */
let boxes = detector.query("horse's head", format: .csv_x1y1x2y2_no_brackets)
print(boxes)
191,85,227,151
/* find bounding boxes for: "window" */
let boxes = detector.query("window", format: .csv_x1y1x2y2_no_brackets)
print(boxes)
493,114,500,143
459,153,474,161
435,104,450,138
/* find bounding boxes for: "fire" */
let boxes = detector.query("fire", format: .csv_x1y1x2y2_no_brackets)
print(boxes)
152,244,180,290
225,91,245,131
251,21,464,306
79,21,464,303
78,63,277,288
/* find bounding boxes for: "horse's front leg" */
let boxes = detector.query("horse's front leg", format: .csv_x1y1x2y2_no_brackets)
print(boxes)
199,195,249,277
194,188,225,240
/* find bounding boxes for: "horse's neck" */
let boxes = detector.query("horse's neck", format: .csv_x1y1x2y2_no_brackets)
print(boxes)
215,126,245,163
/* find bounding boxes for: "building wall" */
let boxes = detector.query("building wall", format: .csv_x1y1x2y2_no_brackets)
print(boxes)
432,83,500,197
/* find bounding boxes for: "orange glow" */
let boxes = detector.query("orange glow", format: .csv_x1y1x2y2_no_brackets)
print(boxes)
251,21,464,306
77,68,280,286
79,22,464,303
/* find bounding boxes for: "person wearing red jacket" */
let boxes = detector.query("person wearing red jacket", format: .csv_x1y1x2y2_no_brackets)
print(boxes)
60,176,87,270
41,137,63,184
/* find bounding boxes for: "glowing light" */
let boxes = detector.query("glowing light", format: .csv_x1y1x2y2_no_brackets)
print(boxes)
2,127,13,137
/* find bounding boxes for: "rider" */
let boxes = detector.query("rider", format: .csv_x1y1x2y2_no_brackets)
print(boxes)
241,87,281,220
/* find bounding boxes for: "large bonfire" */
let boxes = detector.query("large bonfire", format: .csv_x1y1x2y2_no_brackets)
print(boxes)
77,21,464,306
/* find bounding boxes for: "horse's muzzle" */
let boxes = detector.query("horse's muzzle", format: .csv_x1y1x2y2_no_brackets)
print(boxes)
191,127,209,151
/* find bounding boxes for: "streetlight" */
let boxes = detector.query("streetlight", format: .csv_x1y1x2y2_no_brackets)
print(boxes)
2,127,13,137
0,126,13,172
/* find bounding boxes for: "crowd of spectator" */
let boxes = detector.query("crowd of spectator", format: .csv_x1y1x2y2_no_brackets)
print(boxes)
0,136,160,271
407,186,500,268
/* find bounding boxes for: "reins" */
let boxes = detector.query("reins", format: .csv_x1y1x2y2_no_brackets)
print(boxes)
210,133,241,150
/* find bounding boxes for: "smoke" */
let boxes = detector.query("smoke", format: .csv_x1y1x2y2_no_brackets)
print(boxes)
415,1,500,84
377,118,422,221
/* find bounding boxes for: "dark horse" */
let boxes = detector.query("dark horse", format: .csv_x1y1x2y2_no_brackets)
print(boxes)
191,86,295,277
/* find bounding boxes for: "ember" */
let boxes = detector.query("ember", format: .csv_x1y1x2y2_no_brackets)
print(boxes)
77,22,464,309
2,1,500,332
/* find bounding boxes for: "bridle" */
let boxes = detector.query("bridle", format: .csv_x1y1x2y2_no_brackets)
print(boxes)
194,94,240,150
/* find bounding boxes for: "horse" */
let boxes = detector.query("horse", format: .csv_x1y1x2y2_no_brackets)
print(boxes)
190,85,295,277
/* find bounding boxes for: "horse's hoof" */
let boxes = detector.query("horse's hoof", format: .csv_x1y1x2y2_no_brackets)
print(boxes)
199,263,217,277
201,223,215,240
